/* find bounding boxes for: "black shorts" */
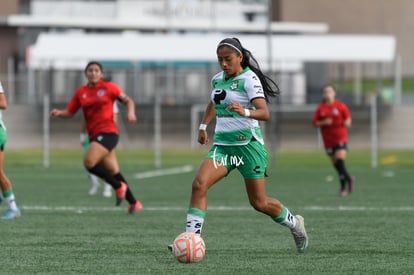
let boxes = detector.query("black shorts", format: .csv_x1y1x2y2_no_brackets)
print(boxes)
91,133,119,151
325,143,348,156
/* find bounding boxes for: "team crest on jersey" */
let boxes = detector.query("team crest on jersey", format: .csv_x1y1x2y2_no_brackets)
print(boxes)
230,80,238,90
97,89,105,97
332,108,339,116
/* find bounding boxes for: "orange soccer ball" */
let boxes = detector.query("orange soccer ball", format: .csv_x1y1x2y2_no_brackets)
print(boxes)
172,232,206,263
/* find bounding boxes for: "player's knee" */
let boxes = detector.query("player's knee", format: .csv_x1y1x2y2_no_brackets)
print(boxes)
83,158,96,170
191,177,208,195
249,198,267,213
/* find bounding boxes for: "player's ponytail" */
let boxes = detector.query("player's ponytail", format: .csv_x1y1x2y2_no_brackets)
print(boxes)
217,37,280,102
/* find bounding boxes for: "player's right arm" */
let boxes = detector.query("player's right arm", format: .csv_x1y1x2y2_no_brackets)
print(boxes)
50,89,81,119
49,108,75,118
198,101,215,145
312,106,332,127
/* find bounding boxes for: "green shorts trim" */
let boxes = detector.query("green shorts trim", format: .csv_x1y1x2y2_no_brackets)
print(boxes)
206,141,268,179
0,126,7,151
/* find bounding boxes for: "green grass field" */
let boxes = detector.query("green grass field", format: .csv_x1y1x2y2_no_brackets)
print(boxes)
1,149,413,274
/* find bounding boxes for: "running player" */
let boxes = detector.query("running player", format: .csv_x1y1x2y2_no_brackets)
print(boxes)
312,84,354,197
50,61,142,214
170,38,308,253
80,102,118,197
0,81,21,220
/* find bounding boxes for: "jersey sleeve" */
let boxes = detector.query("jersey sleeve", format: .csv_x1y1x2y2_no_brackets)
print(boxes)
66,89,81,114
244,73,265,102
106,82,125,101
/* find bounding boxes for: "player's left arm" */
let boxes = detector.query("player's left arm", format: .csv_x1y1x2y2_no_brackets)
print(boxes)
118,94,136,123
0,91,7,110
110,82,136,124
342,104,352,128
227,74,269,120
0,82,7,110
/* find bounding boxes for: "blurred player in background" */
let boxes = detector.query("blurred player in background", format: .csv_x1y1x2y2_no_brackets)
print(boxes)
0,81,21,220
80,101,119,198
50,61,142,214
313,84,354,197
171,37,308,253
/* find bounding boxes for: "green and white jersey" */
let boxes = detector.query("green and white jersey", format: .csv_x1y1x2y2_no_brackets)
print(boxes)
210,67,265,146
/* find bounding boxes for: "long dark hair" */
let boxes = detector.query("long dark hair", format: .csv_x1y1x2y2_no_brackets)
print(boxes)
217,37,280,102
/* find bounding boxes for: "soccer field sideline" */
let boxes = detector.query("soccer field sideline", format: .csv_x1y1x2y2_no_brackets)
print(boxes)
17,204,414,212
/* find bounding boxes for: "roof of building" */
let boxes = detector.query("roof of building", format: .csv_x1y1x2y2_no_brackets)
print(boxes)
27,32,396,70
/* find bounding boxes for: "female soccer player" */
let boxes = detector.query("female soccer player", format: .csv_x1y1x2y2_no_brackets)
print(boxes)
50,61,142,214
0,81,21,220
80,102,118,197
172,38,308,253
312,84,354,197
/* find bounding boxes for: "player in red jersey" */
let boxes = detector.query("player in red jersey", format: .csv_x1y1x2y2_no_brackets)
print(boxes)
312,85,354,197
50,61,142,213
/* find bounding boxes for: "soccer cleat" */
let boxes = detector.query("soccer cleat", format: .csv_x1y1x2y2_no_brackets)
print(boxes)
167,244,173,252
290,215,308,253
115,181,127,206
103,183,112,198
339,188,348,197
347,176,354,193
2,208,21,220
128,200,143,214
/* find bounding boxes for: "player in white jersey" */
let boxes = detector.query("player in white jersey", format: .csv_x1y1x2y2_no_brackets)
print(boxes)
170,37,308,253
0,81,21,220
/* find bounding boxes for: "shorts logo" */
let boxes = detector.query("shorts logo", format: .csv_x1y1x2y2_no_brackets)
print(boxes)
212,147,244,169
253,166,261,174
97,135,103,141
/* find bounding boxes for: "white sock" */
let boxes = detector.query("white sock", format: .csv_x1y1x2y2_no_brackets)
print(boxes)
273,206,297,229
5,194,18,210
186,213,204,234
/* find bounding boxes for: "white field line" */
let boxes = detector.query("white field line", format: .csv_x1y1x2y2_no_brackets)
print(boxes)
133,165,193,179
19,205,414,212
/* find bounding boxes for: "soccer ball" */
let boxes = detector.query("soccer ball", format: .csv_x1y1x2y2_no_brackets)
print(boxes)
172,232,205,263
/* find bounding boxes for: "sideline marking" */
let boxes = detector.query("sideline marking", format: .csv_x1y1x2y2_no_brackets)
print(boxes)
133,165,193,179
20,205,414,212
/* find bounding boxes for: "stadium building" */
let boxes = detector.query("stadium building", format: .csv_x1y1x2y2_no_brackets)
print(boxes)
0,0,412,155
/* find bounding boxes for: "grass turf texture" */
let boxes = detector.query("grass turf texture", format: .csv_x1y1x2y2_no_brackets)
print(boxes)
1,149,413,274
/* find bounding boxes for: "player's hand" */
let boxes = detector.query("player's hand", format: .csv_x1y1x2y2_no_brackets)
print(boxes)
49,109,61,117
126,112,137,123
323,118,333,125
198,130,209,145
226,102,244,116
